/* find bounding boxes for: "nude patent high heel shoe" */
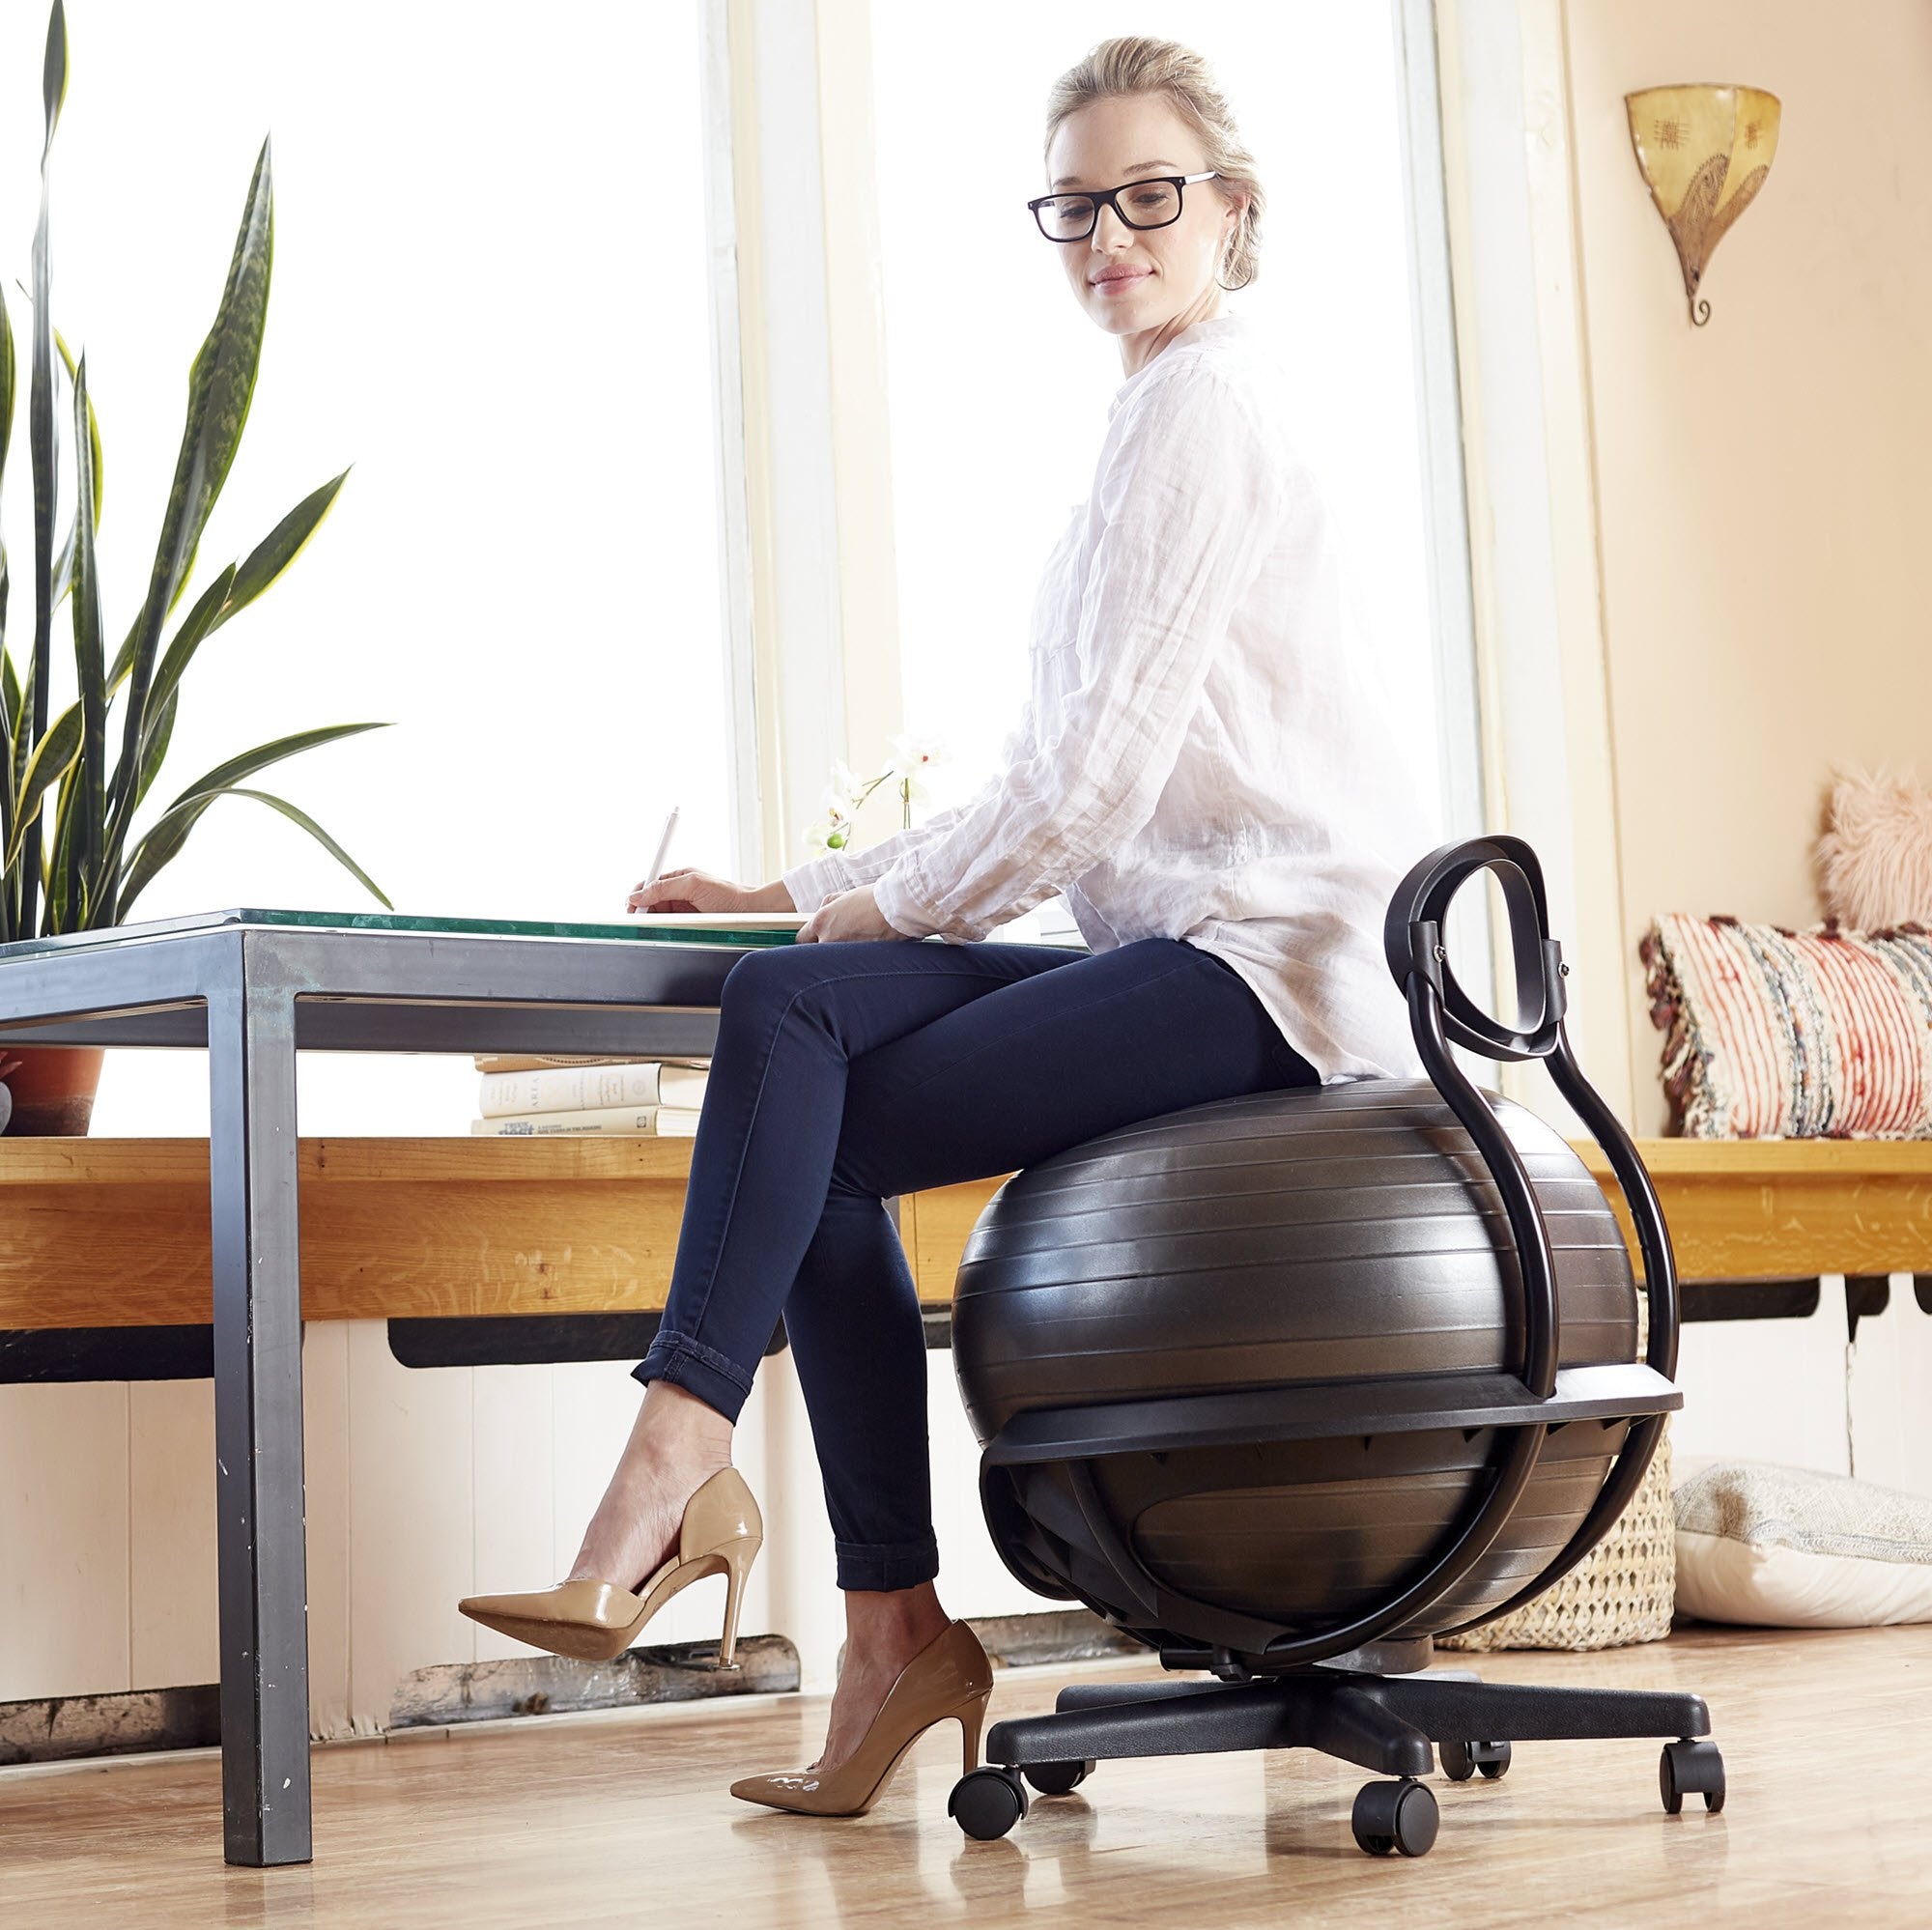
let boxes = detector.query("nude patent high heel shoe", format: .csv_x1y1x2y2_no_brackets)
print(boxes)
730,1620,994,1816
458,1466,762,1666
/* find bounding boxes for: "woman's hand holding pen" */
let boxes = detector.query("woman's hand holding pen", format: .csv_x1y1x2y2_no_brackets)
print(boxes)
627,867,794,916
625,866,903,944
625,788,898,938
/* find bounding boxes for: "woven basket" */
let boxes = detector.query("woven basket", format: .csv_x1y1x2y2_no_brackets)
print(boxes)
1438,1424,1675,1652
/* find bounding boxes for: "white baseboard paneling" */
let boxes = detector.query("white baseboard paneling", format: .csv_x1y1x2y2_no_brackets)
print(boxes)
1672,1280,1853,1481
1846,1279,1932,1499
0,1382,130,1703
471,1360,557,1667
927,1353,1050,1627
302,1323,354,1740
345,1321,475,1734
128,1377,217,1691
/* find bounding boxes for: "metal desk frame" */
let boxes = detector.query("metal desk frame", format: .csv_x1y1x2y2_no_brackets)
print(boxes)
0,912,756,1866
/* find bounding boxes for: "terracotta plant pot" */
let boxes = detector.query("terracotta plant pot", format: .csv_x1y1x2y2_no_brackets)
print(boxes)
0,1045,107,1137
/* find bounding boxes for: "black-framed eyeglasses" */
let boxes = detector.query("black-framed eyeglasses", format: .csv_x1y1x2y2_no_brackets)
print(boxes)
1027,171,1220,243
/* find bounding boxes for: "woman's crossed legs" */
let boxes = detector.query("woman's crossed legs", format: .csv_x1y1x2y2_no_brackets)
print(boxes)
569,933,1317,1771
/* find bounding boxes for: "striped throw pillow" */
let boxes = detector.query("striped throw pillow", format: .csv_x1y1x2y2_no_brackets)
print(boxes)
1640,915,1932,1138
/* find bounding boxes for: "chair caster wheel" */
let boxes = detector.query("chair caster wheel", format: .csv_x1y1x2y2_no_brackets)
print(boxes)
1022,1759,1094,1796
1351,1776,1439,1857
1660,1740,1725,1815
951,1766,1030,1840
1439,1739,1511,1782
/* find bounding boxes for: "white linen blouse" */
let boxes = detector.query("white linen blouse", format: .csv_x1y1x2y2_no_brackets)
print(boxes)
781,313,1428,1085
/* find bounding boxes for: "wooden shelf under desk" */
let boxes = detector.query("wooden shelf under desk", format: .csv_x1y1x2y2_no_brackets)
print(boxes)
1,1135,1927,1331
0,1137,701,1329
1574,1138,1932,1283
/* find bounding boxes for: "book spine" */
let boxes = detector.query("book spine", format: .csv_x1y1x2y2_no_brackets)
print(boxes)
657,1066,710,1110
479,1064,667,1118
471,1106,703,1137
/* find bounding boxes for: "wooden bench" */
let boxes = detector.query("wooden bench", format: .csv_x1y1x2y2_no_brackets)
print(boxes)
3,1136,1929,1331
1574,1139,1932,1285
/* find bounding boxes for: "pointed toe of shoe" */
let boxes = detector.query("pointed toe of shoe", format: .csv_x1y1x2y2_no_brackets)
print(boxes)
456,1586,533,1622
730,1770,848,1815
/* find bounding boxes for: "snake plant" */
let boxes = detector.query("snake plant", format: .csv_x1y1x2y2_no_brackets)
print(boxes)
0,0,390,944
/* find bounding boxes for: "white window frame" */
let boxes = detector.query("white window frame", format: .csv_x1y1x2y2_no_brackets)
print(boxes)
1393,0,1500,1081
1431,0,1634,1126
700,0,903,888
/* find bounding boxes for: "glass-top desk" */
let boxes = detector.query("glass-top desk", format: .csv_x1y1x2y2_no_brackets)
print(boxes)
0,908,818,1866
0,907,808,1052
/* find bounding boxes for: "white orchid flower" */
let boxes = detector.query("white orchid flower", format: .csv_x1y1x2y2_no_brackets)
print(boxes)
806,732,952,857
886,731,950,779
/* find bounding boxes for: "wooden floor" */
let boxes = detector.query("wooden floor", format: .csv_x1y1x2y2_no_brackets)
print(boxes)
5,1625,1928,1927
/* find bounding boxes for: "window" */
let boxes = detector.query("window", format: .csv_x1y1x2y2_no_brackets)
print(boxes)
14,1,733,1130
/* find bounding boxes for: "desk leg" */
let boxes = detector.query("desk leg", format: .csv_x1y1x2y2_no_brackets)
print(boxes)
208,963,312,1866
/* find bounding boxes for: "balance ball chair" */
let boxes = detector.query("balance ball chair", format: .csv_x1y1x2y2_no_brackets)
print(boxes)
946,837,1723,1857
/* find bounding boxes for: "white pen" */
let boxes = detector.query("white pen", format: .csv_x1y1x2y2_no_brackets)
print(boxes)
641,804,680,896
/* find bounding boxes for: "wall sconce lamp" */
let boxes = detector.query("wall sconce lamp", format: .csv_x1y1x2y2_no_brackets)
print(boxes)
1626,85,1780,326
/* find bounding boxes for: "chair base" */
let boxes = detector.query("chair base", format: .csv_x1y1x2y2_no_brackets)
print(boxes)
949,1666,1724,1857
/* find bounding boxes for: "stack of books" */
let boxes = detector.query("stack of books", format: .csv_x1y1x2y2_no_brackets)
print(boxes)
470,1054,711,1137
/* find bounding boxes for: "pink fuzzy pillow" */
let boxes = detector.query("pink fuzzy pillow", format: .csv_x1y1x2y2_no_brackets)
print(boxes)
1816,768,1932,929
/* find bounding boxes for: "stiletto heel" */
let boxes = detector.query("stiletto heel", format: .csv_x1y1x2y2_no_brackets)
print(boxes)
732,1621,996,1817
958,1689,991,1774
458,1467,763,1664
716,1533,761,1670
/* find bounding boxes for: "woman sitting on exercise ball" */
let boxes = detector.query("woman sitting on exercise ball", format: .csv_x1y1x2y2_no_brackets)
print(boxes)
461,34,1424,1815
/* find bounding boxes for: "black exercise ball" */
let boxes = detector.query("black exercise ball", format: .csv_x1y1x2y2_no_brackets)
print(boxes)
951,837,1678,1668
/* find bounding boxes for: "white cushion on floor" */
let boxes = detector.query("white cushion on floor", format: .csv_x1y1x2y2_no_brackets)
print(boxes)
1674,1461,1932,1628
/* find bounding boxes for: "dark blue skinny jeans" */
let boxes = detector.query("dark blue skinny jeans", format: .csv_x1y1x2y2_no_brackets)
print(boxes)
633,934,1319,1591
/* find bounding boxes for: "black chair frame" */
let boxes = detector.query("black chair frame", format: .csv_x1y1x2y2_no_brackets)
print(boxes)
949,837,1725,1857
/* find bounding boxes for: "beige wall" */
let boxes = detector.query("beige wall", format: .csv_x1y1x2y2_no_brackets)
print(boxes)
1561,1,1932,1132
